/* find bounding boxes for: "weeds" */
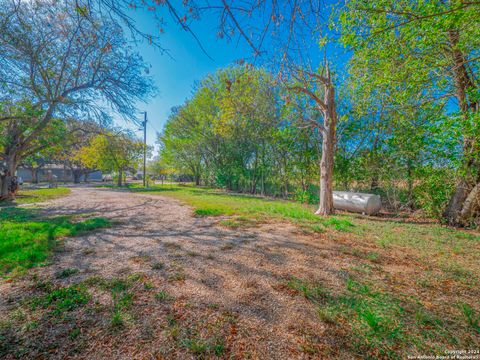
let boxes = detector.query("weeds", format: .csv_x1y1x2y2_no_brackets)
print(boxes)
69,327,81,340
286,277,328,303
339,245,380,263
181,336,225,356
460,303,480,333
155,291,174,301
55,268,79,279
299,223,325,234
168,272,186,282
194,208,224,216
219,216,258,229
152,261,165,270
283,276,470,358
143,282,154,290
31,285,91,314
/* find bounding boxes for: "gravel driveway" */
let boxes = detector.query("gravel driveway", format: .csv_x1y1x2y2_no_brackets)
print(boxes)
1,187,352,359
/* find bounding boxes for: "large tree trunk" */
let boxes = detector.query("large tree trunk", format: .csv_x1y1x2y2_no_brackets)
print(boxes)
315,69,337,216
73,169,82,184
458,182,480,226
31,168,38,184
406,160,414,210
445,178,480,226
0,154,19,201
316,118,335,215
443,29,479,226
117,170,123,187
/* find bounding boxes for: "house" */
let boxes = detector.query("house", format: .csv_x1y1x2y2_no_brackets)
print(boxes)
17,164,103,183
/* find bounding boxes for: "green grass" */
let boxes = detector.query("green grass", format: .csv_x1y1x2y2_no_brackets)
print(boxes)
151,261,165,270
0,207,111,276
460,303,480,334
155,290,175,301
82,274,144,329
55,267,79,279
31,284,91,315
9,187,71,205
181,337,225,356
352,217,480,256
285,276,466,358
351,216,480,288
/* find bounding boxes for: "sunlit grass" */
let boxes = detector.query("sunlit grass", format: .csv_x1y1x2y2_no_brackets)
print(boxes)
0,207,111,276
8,187,71,205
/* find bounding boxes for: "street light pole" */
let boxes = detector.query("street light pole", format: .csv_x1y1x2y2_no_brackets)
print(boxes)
142,111,147,187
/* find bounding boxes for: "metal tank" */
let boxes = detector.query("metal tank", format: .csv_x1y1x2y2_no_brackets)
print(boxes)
333,191,381,215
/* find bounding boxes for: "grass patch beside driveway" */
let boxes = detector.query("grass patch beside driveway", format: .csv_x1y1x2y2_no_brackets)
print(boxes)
0,207,111,276
8,187,71,205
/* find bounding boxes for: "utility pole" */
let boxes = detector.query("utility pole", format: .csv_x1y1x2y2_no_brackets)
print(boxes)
142,111,147,187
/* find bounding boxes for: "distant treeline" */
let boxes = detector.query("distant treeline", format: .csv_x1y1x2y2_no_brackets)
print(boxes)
156,66,460,220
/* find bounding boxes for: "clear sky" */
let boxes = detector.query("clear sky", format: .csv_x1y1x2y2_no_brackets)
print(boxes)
117,8,253,150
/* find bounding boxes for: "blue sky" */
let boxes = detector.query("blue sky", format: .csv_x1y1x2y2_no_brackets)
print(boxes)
117,2,350,153
118,8,253,150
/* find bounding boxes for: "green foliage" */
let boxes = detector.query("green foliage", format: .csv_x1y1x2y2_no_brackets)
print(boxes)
414,167,456,219
0,0,153,200
155,291,175,302
158,65,319,200
338,0,480,221
0,208,111,275
76,131,143,185
32,285,91,314
460,303,480,334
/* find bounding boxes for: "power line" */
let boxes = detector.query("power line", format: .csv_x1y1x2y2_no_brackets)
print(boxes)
147,121,162,135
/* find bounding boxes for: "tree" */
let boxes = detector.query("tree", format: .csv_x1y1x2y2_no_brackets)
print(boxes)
148,156,169,184
55,120,104,184
159,65,326,201
160,105,207,186
288,66,338,215
0,0,153,199
159,66,282,192
0,104,66,195
339,0,480,225
77,131,143,187
92,0,340,215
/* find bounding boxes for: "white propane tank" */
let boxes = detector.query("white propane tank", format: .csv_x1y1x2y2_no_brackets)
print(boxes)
333,191,381,215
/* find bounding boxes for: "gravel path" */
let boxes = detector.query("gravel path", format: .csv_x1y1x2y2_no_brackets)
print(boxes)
1,187,353,359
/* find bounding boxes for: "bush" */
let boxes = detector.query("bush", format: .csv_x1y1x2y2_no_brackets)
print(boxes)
414,168,455,219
